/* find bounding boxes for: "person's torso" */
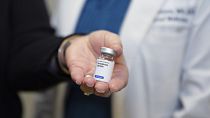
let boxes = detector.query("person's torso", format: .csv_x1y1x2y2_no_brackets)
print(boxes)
50,0,201,117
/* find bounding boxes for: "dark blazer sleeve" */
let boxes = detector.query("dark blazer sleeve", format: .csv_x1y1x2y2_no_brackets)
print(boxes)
7,0,69,91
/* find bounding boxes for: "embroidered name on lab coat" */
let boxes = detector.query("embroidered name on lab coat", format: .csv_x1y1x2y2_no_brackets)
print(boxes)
154,0,196,28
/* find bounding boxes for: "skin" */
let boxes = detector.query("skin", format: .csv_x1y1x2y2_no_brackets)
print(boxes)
65,30,128,97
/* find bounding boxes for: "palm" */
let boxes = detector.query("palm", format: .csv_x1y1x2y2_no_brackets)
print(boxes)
65,30,128,97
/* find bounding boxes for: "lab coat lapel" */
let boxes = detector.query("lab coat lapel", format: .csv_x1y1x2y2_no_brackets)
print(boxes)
120,0,166,45
112,0,166,118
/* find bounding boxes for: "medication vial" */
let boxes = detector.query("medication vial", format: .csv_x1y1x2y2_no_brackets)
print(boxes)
94,47,116,82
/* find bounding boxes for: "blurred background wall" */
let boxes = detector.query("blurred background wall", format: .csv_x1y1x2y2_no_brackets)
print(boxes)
19,82,67,118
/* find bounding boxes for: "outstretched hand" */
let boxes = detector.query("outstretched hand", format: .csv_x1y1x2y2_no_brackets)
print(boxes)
65,30,128,97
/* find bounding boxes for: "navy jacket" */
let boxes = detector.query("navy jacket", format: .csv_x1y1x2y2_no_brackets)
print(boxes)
0,0,67,117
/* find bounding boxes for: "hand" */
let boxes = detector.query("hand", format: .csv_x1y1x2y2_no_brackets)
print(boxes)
65,30,128,97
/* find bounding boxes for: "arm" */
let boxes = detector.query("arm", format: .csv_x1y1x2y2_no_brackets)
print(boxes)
8,0,68,91
174,0,210,117
8,0,128,95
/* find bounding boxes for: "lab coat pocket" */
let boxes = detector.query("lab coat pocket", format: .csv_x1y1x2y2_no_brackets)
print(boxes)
146,23,190,45
140,14,192,91
141,0,195,69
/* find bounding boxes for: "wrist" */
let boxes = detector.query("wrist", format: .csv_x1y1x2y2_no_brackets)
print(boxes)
57,34,81,74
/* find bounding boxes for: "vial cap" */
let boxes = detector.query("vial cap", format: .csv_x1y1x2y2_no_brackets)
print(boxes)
101,47,116,56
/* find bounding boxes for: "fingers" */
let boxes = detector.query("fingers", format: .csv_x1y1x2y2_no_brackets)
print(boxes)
89,30,123,57
95,81,109,93
81,72,128,97
83,74,95,87
80,74,95,96
80,74,110,97
109,61,128,92
70,65,84,85
109,77,127,93
80,74,113,97
94,90,112,97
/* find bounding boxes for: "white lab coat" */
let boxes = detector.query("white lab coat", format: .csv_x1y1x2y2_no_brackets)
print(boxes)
50,0,210,118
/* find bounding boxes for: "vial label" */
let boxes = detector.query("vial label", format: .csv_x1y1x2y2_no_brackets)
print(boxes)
94,58,114,82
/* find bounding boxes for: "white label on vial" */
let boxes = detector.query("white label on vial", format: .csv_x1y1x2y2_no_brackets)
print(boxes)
94,59,114,82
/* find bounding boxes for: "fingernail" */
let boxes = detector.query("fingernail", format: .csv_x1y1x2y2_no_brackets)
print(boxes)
84,92,91,96
75,80,81,85
96,89,105,93
86,83,94,87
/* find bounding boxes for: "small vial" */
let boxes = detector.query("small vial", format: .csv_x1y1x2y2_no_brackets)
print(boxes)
94,47,116,82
